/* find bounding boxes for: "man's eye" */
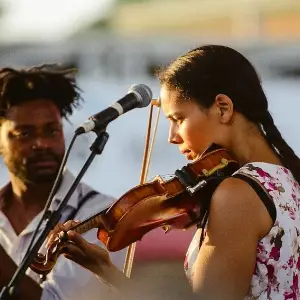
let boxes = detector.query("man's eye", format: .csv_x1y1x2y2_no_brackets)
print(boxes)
50,129,60,135
51,129,59,135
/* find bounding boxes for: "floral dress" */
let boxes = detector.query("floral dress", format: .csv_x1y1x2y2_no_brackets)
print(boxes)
184,162,300,299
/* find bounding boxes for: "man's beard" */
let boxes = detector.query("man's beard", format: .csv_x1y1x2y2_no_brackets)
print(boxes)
5,150,64,184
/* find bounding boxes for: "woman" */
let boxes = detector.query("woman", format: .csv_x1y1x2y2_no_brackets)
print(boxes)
48,45,300,299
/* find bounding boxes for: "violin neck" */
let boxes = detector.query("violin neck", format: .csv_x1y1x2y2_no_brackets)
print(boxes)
70,207,108,235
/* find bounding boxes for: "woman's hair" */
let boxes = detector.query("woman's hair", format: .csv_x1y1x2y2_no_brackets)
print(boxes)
156,44,300,183
0,64,82,120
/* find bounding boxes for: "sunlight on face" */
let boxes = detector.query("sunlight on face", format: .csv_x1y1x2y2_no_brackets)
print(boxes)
160,86,218,160
0,99,65,183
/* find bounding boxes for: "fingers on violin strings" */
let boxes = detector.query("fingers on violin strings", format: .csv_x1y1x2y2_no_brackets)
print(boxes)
47,223,66,247
47,221,80,248
63,220,80,231
62,242,88,264
50,223,66,236
48,223,64,239
67,231,90,250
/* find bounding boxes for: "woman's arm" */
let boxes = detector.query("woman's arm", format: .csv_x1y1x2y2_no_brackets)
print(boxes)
192,177,273,299
49,224,145,299
49,223,198,300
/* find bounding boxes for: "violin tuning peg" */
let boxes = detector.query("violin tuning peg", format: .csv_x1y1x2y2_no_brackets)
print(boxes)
59,231,68,242
40,274,47,281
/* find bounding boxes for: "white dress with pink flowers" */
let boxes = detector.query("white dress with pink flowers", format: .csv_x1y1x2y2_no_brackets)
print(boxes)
184,162,300,299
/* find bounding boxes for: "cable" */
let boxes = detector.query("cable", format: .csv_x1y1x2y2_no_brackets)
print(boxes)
23,132,78,259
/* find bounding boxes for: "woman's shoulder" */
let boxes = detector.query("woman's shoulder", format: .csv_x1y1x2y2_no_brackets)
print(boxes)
211,174,264,211
211,162,288,217
209,168,275,239
212,161,288,203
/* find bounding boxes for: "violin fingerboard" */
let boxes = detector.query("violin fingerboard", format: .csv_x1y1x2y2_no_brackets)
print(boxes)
72,215,104,235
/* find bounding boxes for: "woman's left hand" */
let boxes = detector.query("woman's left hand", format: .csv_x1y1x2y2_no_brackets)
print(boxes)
47,221,113,278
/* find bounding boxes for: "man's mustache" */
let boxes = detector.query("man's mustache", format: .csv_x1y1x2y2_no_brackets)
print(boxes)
27,152,61,164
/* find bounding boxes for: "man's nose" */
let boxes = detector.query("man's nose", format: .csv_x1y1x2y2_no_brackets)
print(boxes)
31,137,50,150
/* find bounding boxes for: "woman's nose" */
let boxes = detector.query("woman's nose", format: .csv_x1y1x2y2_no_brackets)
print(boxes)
168,126,182,144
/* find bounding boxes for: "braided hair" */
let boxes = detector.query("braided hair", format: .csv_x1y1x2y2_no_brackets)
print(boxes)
0,64,82,120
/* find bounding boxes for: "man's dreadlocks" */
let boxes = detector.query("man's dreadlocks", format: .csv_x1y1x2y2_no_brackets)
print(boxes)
0,64,82,120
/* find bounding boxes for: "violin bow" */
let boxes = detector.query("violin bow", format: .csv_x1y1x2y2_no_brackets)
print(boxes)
123,98,161,278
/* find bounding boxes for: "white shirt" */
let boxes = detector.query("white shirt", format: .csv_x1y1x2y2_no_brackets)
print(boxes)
0,169,127,300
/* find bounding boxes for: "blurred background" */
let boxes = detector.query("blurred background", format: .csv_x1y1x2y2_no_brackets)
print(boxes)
0,0,299,298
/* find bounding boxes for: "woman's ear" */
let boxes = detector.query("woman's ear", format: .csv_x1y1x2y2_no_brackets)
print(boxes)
214,94,234,124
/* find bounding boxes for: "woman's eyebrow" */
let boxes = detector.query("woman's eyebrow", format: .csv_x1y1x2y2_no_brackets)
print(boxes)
166,112,183,119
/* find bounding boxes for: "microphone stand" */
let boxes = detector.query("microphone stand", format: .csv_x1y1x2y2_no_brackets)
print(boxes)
0,130,109,300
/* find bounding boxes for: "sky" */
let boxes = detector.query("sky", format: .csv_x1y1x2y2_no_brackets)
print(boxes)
0,0,115,43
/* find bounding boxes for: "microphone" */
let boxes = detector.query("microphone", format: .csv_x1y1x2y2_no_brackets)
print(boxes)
75,84,153,135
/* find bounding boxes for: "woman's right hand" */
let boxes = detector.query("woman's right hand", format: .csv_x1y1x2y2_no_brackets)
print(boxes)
47,221,113,278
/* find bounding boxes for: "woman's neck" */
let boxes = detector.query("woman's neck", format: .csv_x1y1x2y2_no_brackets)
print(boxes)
227,123,282,166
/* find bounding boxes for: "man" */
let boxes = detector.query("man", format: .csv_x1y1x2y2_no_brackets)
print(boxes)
0,65,127,299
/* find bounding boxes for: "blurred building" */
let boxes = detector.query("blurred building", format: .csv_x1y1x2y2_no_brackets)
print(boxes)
1,0,300,82
108,0,300,41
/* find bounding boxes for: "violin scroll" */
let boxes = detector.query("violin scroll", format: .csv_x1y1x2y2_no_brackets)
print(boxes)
30,235,71,276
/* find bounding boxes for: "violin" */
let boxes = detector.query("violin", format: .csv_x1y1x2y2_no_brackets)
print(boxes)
30,145,239,276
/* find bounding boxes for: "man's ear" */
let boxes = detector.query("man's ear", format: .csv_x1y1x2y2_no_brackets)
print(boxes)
214,94,234,124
